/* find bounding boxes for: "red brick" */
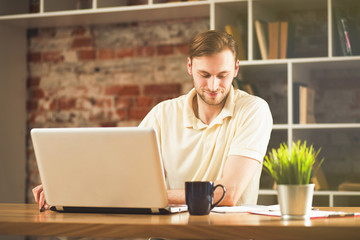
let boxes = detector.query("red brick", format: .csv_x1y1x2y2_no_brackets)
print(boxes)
144,83,181,95
71,37,93,49
49,100,57,110
117,48,135,58
95,98,112,108
90,111,106,121
175,43,189,54
43,51,64,63
116,109,128,120
72,26,87,36
28,52,41,63
129,108,150,120
136,46,155,57
98,49,115,60
58,98,76,110
157,45,174,55
100,121,118,127
39,99,57,111
136,96,154,108
78,50,96,61
31,88,45,99
155,96,177,104
115,96,133,108
105,85,139,96
27,77,41,88
107,111,113,119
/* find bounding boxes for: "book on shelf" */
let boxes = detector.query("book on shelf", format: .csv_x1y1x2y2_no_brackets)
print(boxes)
279,21,288,59
293,83,316,124
254,20,268,60
268,21,280,59
338,182,360,191
225,24,246,60
258,20,292,59
333,7,360,56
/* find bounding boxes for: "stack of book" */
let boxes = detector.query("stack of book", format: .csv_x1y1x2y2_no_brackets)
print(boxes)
254,20,294,60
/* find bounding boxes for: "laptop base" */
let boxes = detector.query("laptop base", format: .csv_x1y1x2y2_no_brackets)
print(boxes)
50,206,186,215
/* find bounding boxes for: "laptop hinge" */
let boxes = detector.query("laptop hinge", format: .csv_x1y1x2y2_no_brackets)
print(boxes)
151,208,160,214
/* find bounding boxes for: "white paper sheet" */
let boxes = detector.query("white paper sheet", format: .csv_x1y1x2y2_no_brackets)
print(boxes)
211,204,280,213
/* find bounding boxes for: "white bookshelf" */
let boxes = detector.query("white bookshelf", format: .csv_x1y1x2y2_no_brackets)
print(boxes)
1,0,359,206
259,189,360,207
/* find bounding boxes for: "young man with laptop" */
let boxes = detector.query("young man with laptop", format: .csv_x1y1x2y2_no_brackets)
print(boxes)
32,30,272,211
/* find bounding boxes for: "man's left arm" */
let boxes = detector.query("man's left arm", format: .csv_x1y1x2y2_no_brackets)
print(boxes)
166,155,260,206
214,155,261,206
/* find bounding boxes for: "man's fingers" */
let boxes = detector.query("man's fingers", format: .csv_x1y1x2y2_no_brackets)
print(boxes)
32,185,43,203
44,203,50,210
39,190,46,210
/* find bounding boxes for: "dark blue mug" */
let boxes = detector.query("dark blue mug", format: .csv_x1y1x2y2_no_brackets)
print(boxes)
185,181,226,215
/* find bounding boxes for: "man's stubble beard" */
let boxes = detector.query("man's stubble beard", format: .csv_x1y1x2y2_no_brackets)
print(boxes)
194,82,230,107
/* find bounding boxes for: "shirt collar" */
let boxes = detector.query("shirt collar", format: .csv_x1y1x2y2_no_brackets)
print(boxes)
183,86,236,130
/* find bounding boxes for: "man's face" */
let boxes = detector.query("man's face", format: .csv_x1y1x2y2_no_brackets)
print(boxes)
187,49,239,106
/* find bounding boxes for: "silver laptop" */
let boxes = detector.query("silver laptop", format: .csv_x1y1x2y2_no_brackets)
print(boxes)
31,127,187,214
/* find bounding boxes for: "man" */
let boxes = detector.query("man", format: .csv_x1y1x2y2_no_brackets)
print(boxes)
139,30,272,206
33,30,272,209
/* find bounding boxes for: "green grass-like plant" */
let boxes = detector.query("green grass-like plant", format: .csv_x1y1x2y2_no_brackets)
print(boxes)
263,141,324,185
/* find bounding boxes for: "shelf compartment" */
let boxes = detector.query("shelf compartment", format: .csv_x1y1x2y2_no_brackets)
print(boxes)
0,0,30,16
293,59,360,124
240,63,288,124
332,0,360,57
44,0,93,12
293,128,360,190
252,0,328,60
333,195,360,207
214,1,248,60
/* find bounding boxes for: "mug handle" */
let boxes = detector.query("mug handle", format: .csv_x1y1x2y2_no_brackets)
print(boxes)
211,184,226,209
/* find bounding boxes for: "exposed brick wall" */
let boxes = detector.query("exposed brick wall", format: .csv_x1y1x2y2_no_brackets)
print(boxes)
26,17,209,202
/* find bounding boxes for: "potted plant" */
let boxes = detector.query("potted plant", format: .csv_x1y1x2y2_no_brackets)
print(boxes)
263,140,324,220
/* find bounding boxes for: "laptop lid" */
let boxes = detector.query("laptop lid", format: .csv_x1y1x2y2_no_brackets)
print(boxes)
31,127,172,212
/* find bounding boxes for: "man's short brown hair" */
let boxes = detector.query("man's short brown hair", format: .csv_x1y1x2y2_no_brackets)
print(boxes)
188,30,239,61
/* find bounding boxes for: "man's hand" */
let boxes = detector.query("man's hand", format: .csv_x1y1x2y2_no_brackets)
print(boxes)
32,184,50,211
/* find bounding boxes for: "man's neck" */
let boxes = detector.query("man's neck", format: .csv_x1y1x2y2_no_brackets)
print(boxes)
193,95,225,125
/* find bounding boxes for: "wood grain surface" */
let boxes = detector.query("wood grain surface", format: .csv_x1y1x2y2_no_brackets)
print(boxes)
1,204,360,239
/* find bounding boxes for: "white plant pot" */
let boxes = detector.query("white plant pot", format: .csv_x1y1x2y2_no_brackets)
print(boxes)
277,184,315,220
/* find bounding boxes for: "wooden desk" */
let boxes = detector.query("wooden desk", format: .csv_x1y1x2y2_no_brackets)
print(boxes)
1,204,360,240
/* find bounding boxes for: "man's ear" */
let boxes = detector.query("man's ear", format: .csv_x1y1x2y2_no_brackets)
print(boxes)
234,59,240,77
187,57,192,75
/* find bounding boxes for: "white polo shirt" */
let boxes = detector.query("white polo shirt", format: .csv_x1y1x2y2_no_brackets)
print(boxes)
139,86,273,204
